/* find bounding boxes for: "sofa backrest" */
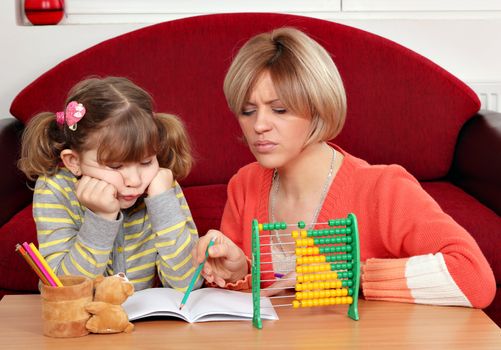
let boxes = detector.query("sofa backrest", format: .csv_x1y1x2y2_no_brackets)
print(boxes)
10,13,480,183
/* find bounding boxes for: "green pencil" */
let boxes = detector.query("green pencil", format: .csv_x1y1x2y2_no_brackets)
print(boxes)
179,237,216,309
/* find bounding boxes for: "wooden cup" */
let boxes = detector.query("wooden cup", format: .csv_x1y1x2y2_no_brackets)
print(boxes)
41,275,93,338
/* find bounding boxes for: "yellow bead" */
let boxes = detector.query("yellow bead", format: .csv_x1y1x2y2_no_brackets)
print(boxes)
296,283,302,291
258,224,263,231
301,230,308,238
291,230,299,238
292,300,300,308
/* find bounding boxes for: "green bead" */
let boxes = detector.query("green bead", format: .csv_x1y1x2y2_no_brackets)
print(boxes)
298,221,306,229
280,222,287,230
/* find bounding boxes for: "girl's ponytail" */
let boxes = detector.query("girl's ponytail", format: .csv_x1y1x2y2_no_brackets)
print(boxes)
18,112,66,181
155,113,193,180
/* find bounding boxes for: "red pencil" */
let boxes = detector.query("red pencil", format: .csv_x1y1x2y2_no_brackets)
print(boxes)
15,243,50,285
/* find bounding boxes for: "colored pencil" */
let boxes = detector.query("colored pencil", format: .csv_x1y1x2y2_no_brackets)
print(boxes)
21,242,57,287
15,244,50,285
179,237,216,309
28,242,63,287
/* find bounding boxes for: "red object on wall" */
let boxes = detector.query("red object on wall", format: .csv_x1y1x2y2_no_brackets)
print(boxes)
24,0,65,25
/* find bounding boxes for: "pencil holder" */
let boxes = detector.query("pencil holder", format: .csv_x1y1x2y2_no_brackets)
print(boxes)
41,275,93,338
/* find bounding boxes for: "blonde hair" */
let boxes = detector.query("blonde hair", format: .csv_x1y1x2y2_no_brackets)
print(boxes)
19,76,192,181
224,27,347,144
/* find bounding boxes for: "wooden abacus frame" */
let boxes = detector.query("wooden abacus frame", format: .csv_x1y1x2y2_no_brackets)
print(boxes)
251,213,361,329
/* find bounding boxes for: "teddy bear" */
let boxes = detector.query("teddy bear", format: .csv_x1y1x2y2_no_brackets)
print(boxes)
85,273,135,334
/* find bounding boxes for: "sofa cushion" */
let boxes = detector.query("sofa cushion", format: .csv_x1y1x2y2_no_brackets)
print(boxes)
421,181,501,283
10,13,479,182
2,180,498,293
183,184,227,236
0,205,38,291
0,184,228,292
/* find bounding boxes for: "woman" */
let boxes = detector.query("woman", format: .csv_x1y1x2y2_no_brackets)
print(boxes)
193,28,495,308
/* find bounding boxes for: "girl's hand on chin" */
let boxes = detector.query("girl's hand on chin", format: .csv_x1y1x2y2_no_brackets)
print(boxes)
76,175,120,220
147,168,174,197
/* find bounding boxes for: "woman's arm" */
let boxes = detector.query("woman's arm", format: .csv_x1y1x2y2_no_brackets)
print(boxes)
362,165,496,308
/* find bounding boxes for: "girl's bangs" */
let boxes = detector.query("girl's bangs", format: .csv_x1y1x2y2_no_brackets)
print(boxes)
96,110,159,164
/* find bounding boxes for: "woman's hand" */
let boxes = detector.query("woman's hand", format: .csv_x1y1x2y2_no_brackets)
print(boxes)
76,175,120,220
192,230,248,287
260,271,297,297
147,168,174,197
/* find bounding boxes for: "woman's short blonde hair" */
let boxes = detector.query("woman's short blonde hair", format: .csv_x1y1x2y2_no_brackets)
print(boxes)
223,27,347,144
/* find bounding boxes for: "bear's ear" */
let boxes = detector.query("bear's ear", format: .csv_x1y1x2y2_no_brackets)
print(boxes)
93,275,105,287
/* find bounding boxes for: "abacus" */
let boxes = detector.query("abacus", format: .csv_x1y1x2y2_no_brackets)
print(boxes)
251,213,361,329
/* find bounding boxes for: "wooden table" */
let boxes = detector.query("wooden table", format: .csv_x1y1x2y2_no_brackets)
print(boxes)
0,294,499,349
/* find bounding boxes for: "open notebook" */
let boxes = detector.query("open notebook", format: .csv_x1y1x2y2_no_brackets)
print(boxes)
123,287,278,323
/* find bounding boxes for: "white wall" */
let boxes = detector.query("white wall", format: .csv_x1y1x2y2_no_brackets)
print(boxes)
2,1,501,119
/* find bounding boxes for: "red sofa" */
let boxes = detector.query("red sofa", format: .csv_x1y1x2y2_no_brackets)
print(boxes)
1,13,500,325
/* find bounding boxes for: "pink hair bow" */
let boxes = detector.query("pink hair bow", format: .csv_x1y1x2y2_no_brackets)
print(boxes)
56,101,86,131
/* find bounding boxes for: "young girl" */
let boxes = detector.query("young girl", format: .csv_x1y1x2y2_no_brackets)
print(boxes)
193,28,496,308
19,76,201,292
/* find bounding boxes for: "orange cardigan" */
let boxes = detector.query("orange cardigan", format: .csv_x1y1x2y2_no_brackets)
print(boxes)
220,145,495,308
